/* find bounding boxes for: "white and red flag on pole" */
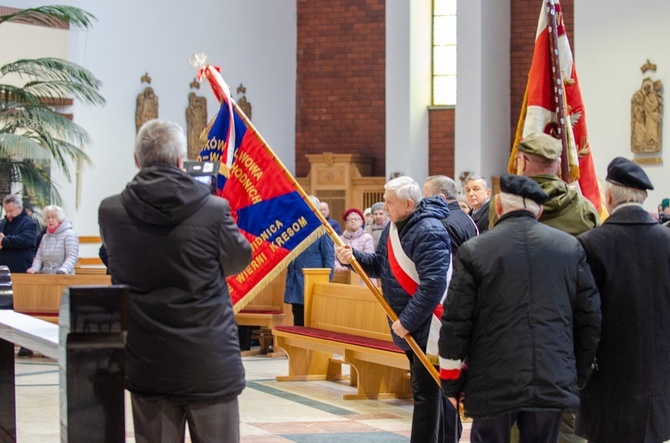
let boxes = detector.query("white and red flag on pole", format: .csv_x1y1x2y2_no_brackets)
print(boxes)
508,0,605,216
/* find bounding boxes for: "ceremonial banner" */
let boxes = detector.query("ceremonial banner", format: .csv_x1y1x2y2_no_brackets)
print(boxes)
508,0,603,214
198,66,326,312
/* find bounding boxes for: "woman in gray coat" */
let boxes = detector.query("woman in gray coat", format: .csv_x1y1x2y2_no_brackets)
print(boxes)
27,205,79,275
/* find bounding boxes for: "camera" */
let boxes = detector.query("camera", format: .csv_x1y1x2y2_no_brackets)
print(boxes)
183,161,219,195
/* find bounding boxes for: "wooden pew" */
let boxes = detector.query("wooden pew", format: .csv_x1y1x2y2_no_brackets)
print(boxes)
236,269,290,356
272,268,411,400
10,274,112,323
75,236,107,275
236,268,289,329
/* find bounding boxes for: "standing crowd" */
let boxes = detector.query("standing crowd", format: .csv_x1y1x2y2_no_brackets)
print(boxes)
0,196,79,356
337,132,670,443
3,121,670,443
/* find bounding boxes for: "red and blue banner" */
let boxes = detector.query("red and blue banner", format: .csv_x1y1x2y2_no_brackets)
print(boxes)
198,66,326,312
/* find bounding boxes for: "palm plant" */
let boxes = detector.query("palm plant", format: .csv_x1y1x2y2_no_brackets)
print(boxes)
0,5,105,206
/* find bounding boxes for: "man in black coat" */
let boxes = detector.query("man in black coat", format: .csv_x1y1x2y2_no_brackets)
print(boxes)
576,157,670,443
99,120,252,442
0,194,37,273
439,174,601,443
423,175,478,256
422,175,478,442
464,175,492,234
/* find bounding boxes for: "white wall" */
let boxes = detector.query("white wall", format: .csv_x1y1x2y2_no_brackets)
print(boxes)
455,0,510,185
2,0,297,239
386,0,432,183
576,0,669,211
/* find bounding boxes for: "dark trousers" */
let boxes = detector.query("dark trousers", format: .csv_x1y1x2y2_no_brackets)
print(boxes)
440,393,463,443
131,393,240,443
471,410,562,443
291,303,304,326
405,350,441,443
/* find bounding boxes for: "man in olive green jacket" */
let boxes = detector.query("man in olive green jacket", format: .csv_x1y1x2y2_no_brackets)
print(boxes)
490,132,600,236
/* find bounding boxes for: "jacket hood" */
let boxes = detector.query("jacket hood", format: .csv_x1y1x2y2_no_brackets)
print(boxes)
52,219,73,234
532,174,581,214
120,165,211,226
418,196,450,219
402,196,450,232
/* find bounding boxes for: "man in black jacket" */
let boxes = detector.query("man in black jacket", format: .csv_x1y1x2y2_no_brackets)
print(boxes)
464,175,492,233
99,120,252,442
439,174,601,443
0,194,37,273
423,175,478,256
575,158,670,443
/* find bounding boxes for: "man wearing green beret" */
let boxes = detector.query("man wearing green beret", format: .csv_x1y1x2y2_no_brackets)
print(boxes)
490,132,600,236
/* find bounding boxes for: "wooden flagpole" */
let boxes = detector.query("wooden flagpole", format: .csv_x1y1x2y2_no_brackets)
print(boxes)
229,99,441,387
546,0,571,182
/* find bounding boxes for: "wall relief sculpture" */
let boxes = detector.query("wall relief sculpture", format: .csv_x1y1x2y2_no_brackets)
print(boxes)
136,73,158,133
237,83,252,121
186,79,208,160
631,60,663,155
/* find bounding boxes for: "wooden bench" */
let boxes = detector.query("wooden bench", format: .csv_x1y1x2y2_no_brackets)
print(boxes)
235,269,290,356
75,236,107,275
235,268,288,329
272,268,410,400
10,274,112,323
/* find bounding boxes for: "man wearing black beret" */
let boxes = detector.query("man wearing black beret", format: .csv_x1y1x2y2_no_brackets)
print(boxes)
575,157,670,443
439,174,601,443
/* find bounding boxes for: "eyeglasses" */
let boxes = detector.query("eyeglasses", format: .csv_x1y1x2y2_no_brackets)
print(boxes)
346,217,362,223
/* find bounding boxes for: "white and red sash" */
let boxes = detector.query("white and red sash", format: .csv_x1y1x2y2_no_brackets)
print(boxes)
387,222,451,363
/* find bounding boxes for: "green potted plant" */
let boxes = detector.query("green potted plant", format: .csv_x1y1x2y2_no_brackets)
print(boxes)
0,5,105,206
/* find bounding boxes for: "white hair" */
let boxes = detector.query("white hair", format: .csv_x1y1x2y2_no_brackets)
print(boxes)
42,205,67,223
498,192,542,217
605,181,647,206
135,120,187,168
384,176,422,209
3,194,22,208
308,195,320,207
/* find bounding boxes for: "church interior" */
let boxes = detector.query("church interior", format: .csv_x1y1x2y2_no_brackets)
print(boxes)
1,0,668,441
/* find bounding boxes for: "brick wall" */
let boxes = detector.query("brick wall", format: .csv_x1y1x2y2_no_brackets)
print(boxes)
428,108,455,177
295,2,575,180
295,0,386,177
509,0,574,147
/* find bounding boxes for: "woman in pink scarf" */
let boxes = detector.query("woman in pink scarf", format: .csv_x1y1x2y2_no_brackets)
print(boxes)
27,205,79,275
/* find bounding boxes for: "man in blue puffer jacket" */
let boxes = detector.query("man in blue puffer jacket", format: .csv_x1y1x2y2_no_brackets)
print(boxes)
336,175,453,443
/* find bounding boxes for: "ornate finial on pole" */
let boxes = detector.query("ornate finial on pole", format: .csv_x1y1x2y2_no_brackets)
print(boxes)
189,52,209,70
189,78,200,90
140,72,151,84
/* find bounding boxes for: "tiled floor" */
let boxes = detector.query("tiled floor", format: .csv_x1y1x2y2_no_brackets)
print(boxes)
14,350,472,442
